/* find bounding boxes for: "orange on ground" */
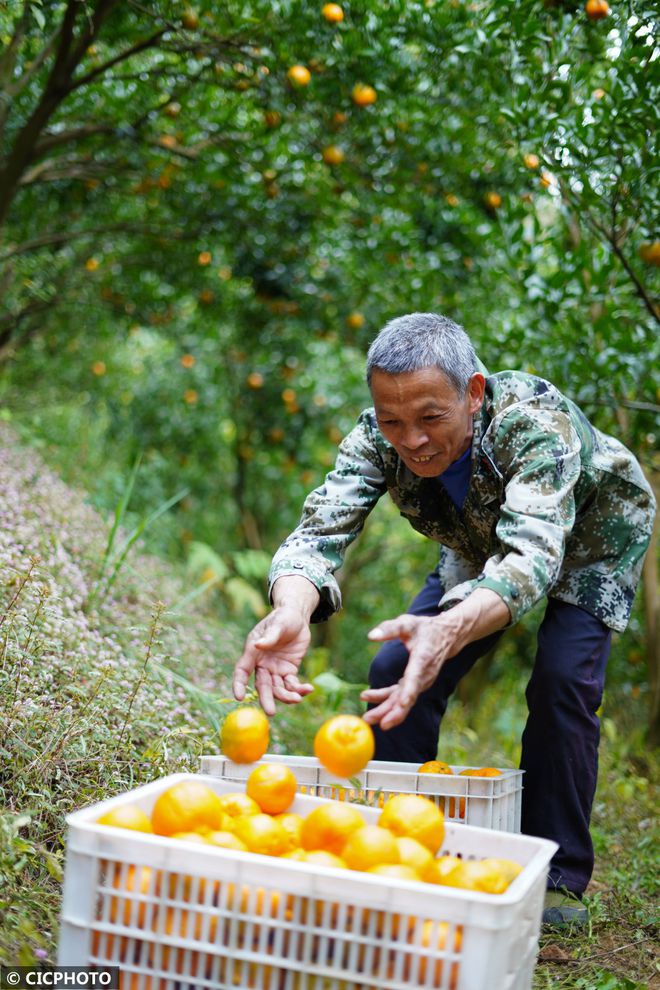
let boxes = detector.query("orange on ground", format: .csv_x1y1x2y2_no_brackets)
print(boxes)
394,836,435,880
301,802,366,856
379,793,445,854
341,825,400,871
246,763,297,815
221,706,270,763
151,780,226,836
216,791,261,821
313,714,374,778
97,803,153,833
272,812,304,851
232,813,290,856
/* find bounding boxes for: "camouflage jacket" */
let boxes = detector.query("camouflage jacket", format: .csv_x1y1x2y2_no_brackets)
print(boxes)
270,372,656,632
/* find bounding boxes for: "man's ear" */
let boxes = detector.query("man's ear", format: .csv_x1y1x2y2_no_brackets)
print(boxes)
467,373,486,414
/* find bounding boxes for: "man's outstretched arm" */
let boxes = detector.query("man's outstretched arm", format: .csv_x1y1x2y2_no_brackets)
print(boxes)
361,588,510,730
233,575,320,715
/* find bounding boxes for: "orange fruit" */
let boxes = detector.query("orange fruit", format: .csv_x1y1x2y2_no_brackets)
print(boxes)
341,825,400,871
426,854,466,886
639,242,660,266
216,791,261,821
418,760,453,775
585,0,609,19
484,191,502,209
403,921,462,988
367,863,420,881
180,353,195,368
206,830,247,851
232,813,290,856
418,760,457,817
345,311,365,330
97,803,153,833
394,836,435,880
457,766,502,818
170,831,208,844
379,794,445,854
303,849,347,870
313,714,374,778
301,802,366,856
220,706,270,763
287,64,311,87
246,371,264,389
181,7,199,29
272,812,304,851
322,144,345,165
430,856,519,893
108,864,154,927
246,763,297,815
151,780,226,836
523,152,540,170
351,83,377,106
322,3,344,22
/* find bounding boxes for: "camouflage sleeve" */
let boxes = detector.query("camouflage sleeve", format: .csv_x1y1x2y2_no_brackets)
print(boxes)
439,407,581,624
268,411,387,622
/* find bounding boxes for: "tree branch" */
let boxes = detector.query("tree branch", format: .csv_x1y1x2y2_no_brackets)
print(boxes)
66,28,167,94
0,222,199,263
32,123,117,157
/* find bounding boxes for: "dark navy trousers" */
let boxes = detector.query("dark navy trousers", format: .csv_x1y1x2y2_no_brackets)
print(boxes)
368,570,611,895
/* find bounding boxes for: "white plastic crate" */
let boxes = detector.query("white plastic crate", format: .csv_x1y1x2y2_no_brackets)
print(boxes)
58,773,555,990
200,754,523,832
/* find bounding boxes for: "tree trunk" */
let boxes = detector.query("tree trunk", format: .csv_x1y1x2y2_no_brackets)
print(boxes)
643,470,660,746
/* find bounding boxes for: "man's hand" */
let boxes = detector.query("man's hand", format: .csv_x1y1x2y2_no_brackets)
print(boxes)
361,614,457,730
233,606,315,715
361,589,511,730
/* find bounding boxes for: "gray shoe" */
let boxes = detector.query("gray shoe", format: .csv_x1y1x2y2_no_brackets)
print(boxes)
542,889,587,929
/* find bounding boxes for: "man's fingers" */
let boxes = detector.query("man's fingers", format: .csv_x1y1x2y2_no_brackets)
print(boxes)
367,614,416,642
360,685,396,703
255,668,276,716
232,650,257,701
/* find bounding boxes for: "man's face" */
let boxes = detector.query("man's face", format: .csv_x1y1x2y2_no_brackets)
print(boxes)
370,366,485,477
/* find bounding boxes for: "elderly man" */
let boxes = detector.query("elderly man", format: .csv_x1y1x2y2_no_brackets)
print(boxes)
233,313,655,926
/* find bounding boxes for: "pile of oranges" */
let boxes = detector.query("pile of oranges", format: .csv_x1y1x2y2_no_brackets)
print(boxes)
418,759,503,819
92,709,522,988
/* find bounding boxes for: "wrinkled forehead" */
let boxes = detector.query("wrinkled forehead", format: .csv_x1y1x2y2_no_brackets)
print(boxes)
370,366,461,408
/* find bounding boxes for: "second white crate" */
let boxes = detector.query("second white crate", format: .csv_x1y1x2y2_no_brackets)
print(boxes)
200,754,523,832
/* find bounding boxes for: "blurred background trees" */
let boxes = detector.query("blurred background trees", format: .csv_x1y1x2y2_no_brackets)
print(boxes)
1,0,658,735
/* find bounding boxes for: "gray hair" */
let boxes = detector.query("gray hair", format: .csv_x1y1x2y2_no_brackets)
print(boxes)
366,313,477,395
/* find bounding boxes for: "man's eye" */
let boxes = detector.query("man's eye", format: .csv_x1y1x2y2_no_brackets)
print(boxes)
424,415,441,422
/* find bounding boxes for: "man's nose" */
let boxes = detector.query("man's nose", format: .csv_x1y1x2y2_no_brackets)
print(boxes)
401,427,429,450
